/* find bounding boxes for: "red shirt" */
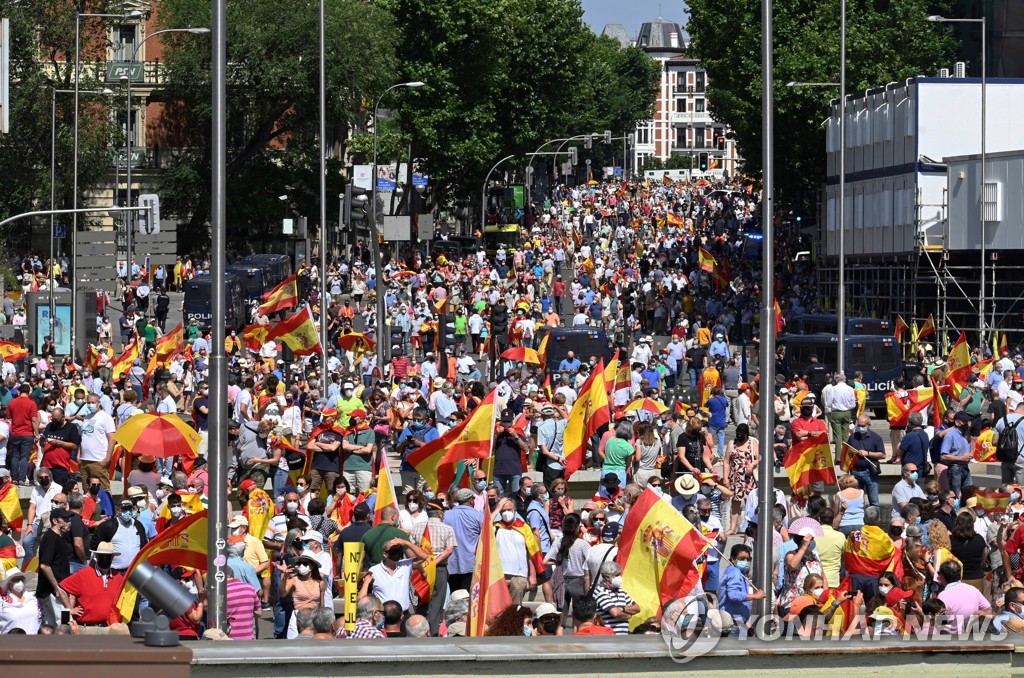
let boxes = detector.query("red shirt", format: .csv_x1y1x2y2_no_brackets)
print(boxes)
7,395,38,437
552,281,566,297
790,415,827,439
574,624,616,635
60,567,125,624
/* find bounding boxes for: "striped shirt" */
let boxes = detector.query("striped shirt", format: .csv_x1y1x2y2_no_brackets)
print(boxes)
545,535,592,577
225,579,261,640
410,518,458,561
593,584,635,634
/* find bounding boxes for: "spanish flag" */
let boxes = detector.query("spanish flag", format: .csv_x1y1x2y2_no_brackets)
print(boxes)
111,339,141,381
698,247,716,273
433,297,449,315
947,332,970,373
405,389,497,493
885,386,934,427
258,273,300,316
842,524,896,577
468,504,512,636
931,377,948,428
265,305,322,356
616,487,709,630
894,315,910,342
666,212,684,227
243,486,276,543
838,442,858,474
711,264,731,292
411,522,436,603
563,360,611,479
0,481,23,530
154,490,206,533
242,323,269,352
783,432,837,497
974,428,997,462
855,388,867,418
914,314,935,341
976,490,1010,513
822,576,857,636
999,331,1009,356
373,449,401,526
112,510,209,623
500,517,545,573
83,344,109,372
602,349,619,391
0,341,28,363
537,332,551,368
774,301,784,337
154,322,185,364
946,358,994,399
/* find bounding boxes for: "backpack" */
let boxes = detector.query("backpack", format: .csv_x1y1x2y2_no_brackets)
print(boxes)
996,416,1024,463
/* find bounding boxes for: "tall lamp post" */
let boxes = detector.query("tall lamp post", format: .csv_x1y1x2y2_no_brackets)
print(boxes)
317,0,328,396
52,87,113,348
928,14,986,345
371,81,425,370
124,27,209,282
480,155,515,234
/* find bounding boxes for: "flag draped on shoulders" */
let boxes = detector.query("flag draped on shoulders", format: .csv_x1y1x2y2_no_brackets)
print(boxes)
501,518,544,573
563,359,611,479
0,481,23,530
783,433,836,497
468,506,511,636
616,487,709,630
406,389,497,493
842,524,896,577
244,487,276,541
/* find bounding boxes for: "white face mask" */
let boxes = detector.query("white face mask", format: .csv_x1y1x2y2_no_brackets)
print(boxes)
407,502,420,513
184,582,198,596
296,564,311,576
610,576,623,589
811,587,825,599
10,581,25,595
286,501,299,513
156,489,167,500
501,510,516,523
581,510,591,522
878,585,892,596
170,506,184,517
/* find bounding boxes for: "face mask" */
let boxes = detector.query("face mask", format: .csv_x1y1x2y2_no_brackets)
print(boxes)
119,512,134,524
501,510,516,523
952,499,960,511
86,404,98,415
855,426,868,435
96,555,114,569
538,493,549,502
75,398,85,406
475,480,487,491
908,472,919,482
407,502,420,513
170,506,184,517
10,581,25,595
296,564,311,576
581,510,591,522
811,587,825,599
701,484,713,495
135,500,147,510
286,501,299,513
424,491,435,500
775,435,786,442
186,486,196,494
610,576,624,589
39,478,50,487
89,485,100,495
258,432,269,439
488,498,498,511
1013,492,1021,503
977,509,986,518
297,485,308,495
156,489,167,500
735,560,750,572
523,625,533,636
878,585,892,596
650,486,663,496
541,618,559,634
343,390,353,397
553,489,565,497
411,421,426,431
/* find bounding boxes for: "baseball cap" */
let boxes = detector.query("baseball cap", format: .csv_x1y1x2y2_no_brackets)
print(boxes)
239,479,258,494
300,530,324,544
353,503,372,518
228,515,248,528
601,523,620,542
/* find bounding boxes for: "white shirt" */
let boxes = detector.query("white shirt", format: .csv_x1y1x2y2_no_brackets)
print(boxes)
28,483,60,523
585,543,618,582
111,519,143,570
826,382,858,412
79,410,116,462
368,559,414,611
494,526,529,577
157,395,177,414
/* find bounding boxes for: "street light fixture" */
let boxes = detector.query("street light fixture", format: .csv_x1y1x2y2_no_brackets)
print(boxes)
929,13,987,344
371,81,425,369
785,81,840,87
125,27,209,284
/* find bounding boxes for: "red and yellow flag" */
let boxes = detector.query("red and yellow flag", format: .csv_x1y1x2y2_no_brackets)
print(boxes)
0,341,28,363
698,247,715,273
83,344,109,373
946,358,994,400
154,322,185,364
265,305,322,356
110,339,141,382
433,297,449,315
842,524,896,577
616,487,709,630
405,389,497,493
411,522,436,603
243,487,277,542
976,490,1010,514
154,490,206,533
931,377,948,428
602,349,620,391
855,388,867,419
563,359,611,479
999,331,1009,356
0,481,23,530
784,432,837,497
666,212,684,227
112,510,208,622
243,323,269,352
774,301,784,337
914,314,935,341
947,332,970,373
894,315,910,342
974,428,997,462
468,504,512,637
373,450,401,526
838,442,858,474
500,518,545,573
258,273,300,316
885,386,935,427
537,332,551,368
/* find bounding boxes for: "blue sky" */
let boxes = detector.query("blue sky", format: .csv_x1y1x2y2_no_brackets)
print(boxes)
579,0,689,41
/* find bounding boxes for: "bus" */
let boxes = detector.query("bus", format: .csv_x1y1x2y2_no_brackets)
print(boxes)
777,334,903,416
182,273,246,331
483,224,520,257
534,326,614,375
226,264,272,305
787,314,892,337
241,253,293,287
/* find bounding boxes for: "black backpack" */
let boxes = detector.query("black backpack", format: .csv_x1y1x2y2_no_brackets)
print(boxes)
996,416,1024,463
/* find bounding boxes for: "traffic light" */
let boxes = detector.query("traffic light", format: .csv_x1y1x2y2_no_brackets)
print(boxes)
569,146,578,166
699,152,708,171
627,133,635,147
388,324,405,358
604,130,612,144
347,185,369,225
717,134,726,151
584,135,592,150
437,313,457,352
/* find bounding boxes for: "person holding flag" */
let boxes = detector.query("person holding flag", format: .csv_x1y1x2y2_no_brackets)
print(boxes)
410,500,456,635
494,497,543,605
845,415,886,508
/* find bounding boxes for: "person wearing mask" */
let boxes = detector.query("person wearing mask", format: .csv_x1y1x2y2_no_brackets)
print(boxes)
894,410,929,467
494,498,541,605
281,550,326,639
941,412,975,499
890,464,926,522
443,488,483,595
535,404,567,486
409,500,456,635
306,408,344,497
20,468,60,567
92,498,148,572
59,541,125,630
592,561,639,634
0,567,40,634
77,394,116,491
845,415,886,507
718,544,766,635
994,586,1024,633
359,505,408,569
993,399,1024,485
396,407,439,494
341,408,376,495
37,407,81,488
705,387,729,459
492,408,529,496
36,507,75,627
6,384,40,486
359,537,429,614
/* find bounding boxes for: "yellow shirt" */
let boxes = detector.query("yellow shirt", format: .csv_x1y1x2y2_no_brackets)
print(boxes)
817,525,846,588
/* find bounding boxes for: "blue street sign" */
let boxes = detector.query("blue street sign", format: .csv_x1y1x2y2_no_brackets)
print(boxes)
53,224,66,239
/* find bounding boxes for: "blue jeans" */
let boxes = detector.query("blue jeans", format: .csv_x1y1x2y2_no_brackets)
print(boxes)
704,559,721,594
8,436,33,483
21,523,39,568
852,469,880,507
273,467,290,503
156,456,174,477
272,567,290,638
949,464,972,499
709,426,726,459
494,474,521,496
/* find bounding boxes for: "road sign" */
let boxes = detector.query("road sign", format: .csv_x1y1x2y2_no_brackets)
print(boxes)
53,224,66,239
138,194,160,234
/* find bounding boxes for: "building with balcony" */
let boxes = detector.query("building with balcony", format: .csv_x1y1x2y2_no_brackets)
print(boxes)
623,18,738,175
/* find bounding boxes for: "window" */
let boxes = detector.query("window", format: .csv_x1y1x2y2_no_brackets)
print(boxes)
636,125,651,145
695,71,706,93
983,181,1002,222
114,24,137,61
117,109,138,146
695,99,705,113
695,127,705,148
676,128,687,148
676,98,685,113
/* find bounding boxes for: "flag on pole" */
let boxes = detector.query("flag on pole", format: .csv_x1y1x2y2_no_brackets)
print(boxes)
666,212,684,227
698,247,715,273
784,433,837,497
243,323,269,352
467,504,512,636
946,358,994,399
914,314,935,341
112,511,209,623
562,359,611,479
405,389,497,493
411,522,436,603
537,332,551,368
0,481,23,530
931,377,948,428
154,322,185,364
947,332,970,373
110,339,142,382
774,301,784,337
975,490,1011,513
265,305,322,356
616,487,709,630
258,273,300,315
602,349,619,391
374,450,401,526
838,442,858,474
433,297,449,315
894,315,910,342
0,341,28,363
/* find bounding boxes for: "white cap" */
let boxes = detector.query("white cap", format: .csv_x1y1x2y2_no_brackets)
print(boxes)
342,382,354,390
300,530,324,544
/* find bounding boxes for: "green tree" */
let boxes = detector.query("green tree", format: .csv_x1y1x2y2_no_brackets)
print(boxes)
155,0,397,252
0,1,117,245
685,0,957,201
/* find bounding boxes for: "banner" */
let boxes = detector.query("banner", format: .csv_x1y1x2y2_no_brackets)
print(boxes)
343,541,365,632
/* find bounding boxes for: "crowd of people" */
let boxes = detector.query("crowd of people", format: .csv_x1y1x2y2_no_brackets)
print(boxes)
0,174,1021,646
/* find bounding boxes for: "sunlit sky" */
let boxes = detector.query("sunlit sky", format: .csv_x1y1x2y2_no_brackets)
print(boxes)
579,0,689,42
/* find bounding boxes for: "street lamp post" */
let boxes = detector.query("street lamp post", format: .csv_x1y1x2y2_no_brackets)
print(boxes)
371,81,425,370
929,14,986,345
125,27,209,284
480,155,516,236
73,10,141,358
318,0,328,396
52,87,113,349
